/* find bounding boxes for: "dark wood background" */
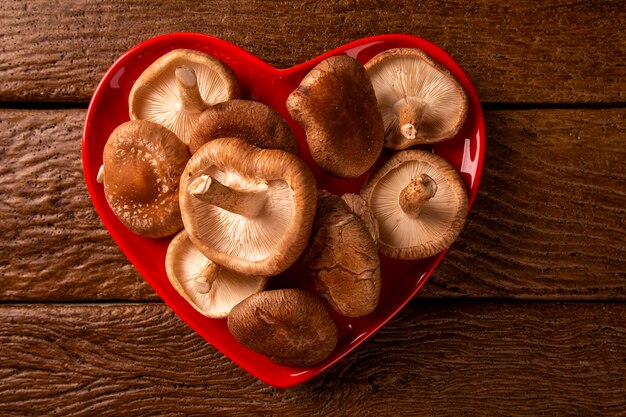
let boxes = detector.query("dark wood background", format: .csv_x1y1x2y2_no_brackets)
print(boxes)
1,1,624,415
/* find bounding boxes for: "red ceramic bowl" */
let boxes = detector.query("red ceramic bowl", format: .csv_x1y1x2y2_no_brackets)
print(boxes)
82,33,485,388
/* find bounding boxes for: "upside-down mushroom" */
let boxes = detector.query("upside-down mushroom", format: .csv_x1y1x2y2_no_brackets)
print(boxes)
365,48,468,149
360,150,468,259
129,49,240,146
179,138,317,276
165,230,267,318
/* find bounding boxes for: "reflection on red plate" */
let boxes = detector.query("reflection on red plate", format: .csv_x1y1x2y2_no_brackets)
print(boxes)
82,33,485,388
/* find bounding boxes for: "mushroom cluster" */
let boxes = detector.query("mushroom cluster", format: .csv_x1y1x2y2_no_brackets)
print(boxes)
97,45,471,368
287,48,470,259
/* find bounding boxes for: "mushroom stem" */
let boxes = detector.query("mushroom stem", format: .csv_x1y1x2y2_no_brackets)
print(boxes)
394,98,427,140
188,174,268,218
399,173,438,218
97,165,105,184
194,262,220,294
175,66,206,114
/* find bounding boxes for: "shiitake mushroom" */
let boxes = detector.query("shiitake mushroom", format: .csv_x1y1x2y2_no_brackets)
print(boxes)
302,191,381,317
188,99,299,155
101,120,189,238
286,55,384,179
178,138,317,277
227,289,338,366
129,49,240,147
360,149,468,260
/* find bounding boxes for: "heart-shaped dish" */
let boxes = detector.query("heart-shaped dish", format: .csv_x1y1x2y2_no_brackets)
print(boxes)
82,33,485,388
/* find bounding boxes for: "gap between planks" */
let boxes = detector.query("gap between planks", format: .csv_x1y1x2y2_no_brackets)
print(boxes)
2,102,626,110
0,299,625,306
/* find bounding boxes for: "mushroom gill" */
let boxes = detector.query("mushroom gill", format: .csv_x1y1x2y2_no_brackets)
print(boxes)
166,230,266,318
179,138,317,276
361,150,468,259
187,166,294,262
129,49,240,146
365,48,468,149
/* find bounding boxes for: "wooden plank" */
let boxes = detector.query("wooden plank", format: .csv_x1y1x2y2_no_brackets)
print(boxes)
0,302,623,416
1,0,624,104
1,108,624,301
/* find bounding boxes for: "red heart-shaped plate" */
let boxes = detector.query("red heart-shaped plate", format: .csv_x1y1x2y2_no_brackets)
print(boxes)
82,33,485,388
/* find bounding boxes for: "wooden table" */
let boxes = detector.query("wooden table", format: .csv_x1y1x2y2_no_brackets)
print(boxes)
1,1,624,415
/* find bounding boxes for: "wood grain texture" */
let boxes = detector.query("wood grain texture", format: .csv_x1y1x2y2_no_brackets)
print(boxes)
0,110,155,301
1,0,624,104
421,108,626,299
1,109,624,301
0,302,624,416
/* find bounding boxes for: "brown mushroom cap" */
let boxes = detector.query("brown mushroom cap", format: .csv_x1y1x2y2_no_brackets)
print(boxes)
165,230,267,318
341,193,380,242
364,48,468,149
361,150,468,259
227,289,338,366
188,99,299,155
179,137,317,276
286,55,384,178
102,120,189,238
129,49,240,146
302,191,380,317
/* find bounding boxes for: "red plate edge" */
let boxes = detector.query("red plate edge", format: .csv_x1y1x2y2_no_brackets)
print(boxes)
82,33,486,388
